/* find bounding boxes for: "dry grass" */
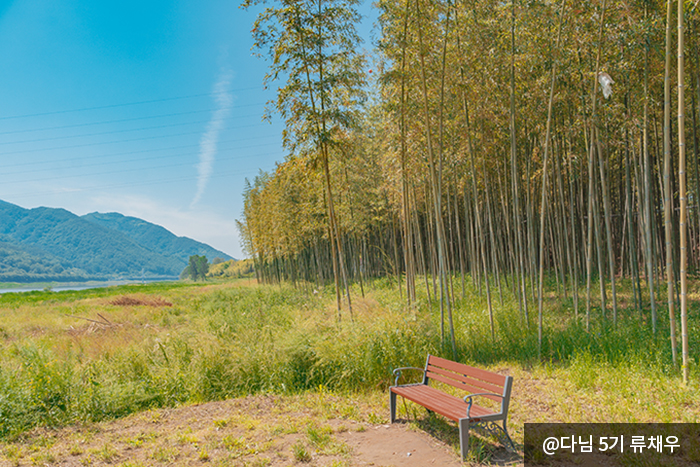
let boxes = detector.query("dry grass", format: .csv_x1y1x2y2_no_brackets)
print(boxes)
0,393,385,467
109,295,172,307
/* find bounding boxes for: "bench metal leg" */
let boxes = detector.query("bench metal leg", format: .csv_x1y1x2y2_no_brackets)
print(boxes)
390,391,397,423
501,421,516,451
459,419,470,460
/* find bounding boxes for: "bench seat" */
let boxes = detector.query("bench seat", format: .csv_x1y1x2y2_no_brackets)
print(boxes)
391,384,497,421
390,354,514,460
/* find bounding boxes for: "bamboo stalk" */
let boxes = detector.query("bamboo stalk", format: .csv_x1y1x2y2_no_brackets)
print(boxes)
664,0,678,365
537,0,566,357
678,0,689,384
643,16,658,332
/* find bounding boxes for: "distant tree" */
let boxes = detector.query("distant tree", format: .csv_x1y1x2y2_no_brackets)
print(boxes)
211,257,226,265
181,255,209,281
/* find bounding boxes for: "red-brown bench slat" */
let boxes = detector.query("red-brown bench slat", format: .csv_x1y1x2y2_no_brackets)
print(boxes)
426,367,505,400
424,370,491,398
428,355,507,386
427,362,506,391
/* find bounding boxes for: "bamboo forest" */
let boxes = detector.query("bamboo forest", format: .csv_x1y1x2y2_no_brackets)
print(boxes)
238,0,700,380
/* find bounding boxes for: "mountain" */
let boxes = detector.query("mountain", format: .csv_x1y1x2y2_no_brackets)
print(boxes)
0,200,232,282
0,240,88,283
81,212,230,265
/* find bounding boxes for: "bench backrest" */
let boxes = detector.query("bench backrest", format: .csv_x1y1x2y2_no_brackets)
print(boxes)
424,354,512,409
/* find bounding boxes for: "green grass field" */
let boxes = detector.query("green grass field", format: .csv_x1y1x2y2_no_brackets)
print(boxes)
1,276,699,457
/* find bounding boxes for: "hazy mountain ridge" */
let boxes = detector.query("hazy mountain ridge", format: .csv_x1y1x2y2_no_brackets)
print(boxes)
81,212,228,264
0,200,232,282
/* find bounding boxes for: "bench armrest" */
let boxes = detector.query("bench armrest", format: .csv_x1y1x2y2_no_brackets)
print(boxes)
463,392,504,419
392,367,426,386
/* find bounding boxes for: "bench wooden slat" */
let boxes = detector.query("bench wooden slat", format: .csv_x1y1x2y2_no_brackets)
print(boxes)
425,370,503,403
425,370,491,398
425,394,492,420
428,355,506,386
426,366,505,397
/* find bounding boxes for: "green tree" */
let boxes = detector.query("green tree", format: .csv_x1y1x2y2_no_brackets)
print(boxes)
244,0,366,318
237,0,700,373
181,255,209,281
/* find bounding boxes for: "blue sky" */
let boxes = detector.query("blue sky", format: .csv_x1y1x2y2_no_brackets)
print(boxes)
0,0,376,259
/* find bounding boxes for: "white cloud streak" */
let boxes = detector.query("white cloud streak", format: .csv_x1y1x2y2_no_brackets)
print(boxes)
191,69,234,207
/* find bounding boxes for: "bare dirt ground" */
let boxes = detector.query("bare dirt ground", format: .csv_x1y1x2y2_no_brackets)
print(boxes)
0,392,521,467
339,423,470,466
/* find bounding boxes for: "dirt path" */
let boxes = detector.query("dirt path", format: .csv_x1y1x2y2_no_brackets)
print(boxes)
339,423,464,466
0,393,519,466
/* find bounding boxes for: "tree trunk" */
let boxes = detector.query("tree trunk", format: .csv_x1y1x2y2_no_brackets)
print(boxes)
663,0,678,364
399,0,416,307
677,0,689,383
416,0,455,356
596,132,619,324
644,27,658,332
537,0,565,356
509,0,528,326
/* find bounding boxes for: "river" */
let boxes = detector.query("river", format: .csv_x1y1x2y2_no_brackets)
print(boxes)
0,278,179,294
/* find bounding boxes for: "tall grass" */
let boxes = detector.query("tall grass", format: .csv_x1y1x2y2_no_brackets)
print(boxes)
0,280,434,438
0,276,696,439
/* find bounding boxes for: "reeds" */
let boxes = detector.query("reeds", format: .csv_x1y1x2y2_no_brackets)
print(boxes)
0,277,696,439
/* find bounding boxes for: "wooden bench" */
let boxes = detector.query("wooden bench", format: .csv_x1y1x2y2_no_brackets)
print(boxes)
390,354,514,460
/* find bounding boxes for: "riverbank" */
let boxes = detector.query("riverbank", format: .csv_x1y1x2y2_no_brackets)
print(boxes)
0,278,180,294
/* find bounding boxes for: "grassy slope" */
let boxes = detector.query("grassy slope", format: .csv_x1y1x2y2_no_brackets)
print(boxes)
0,277,699,462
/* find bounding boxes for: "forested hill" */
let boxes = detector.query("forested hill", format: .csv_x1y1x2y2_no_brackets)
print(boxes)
0,200,231,282
81,212,228,265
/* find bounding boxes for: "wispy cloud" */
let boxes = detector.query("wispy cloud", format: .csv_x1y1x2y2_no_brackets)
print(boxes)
191,68,234,208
